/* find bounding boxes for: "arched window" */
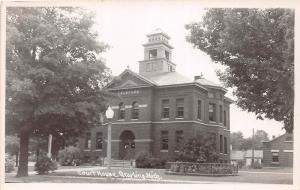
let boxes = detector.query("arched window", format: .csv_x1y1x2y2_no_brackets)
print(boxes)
118,102,125,120
132,101,139,119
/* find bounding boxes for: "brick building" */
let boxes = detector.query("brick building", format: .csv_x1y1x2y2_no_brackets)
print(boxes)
79,29,233,162
262,133,293,167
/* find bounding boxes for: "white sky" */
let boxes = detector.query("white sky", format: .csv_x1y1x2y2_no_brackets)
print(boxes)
92,2,285,138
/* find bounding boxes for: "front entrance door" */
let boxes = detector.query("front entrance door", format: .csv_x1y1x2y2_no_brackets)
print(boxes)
119,130,135,160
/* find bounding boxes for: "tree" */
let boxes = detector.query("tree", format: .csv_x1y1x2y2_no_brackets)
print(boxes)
230,131,244,150
186,9,294,133
6,7,112,177
177,133,219,163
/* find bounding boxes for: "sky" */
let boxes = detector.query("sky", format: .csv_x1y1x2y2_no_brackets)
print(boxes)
92,1,285,138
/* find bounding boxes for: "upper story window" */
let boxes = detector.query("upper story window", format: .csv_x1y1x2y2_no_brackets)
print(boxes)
219,105,223,123
197,100,202,120
224,110,227,126
208,92,215,98
118,102,125,120
131,101,139,119
224,137,227,154
96,132,103,150
161,130,169,150
85,132,91,149
165,51,170,60
209,103,216,122
149,49,157,60
176,98,184,118
161,99,170,119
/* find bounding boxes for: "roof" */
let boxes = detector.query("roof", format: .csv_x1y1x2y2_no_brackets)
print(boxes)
231,150,244,160
263,133,293,143
244,150,263,158
146,28,170,39
143,72,193,86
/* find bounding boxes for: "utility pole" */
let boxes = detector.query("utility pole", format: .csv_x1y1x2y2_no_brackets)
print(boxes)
251,128,254,167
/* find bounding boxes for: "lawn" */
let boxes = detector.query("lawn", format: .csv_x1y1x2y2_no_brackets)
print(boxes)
5,166,293,184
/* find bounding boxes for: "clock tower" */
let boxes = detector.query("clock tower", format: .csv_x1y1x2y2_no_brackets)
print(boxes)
139,28,176,76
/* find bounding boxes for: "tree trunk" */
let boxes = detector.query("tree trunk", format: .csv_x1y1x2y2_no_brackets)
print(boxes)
15,151,19,167
16,131,29,177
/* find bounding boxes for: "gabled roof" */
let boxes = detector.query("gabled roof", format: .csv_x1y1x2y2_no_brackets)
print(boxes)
105,69,157,89
143,72,193,86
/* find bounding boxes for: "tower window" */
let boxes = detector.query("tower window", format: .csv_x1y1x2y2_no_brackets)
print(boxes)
161,99,170,119
165,51,169,60
161,130,169,150
176,98,184,118
131,101,139,119
149,49,157,60
118,102,125,120
224,137,227,154
224,110,227,126
209,103,216,122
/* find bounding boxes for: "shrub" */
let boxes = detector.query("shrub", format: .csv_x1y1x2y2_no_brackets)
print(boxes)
250,161,263,169
35,156,58,174
57,146,82,166
5,154,15,173
135,151,166,169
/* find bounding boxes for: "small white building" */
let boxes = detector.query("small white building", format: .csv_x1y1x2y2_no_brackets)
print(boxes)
230,149,263,167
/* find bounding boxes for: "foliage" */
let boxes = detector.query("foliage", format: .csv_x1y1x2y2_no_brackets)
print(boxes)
177,133,219,163
34,155,58,174
5,154,15,173
135,151,166,169
231,130,270,150
186,8,294,132
168,162,238,176
6,7,112,177
57,146,83,166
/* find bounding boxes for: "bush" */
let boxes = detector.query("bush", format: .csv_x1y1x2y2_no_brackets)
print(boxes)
35,156,58,174
135,151,166,169
5,154,15,173
250,161,263,169
57,146,82,166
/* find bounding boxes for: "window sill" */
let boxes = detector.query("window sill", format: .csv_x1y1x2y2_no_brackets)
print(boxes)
175,118,184,120
272,162,280,164
83,149,91,151
160,150,168,152
131,119,139,121
209,121,217,123
94,149,102,151
161,118,170,120
174,150,179,153
117,119,125,121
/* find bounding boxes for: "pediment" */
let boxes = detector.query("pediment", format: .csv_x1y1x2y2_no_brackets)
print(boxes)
105,69,155,90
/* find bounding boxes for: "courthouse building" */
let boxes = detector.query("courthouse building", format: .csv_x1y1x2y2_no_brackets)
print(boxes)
79,29,233,162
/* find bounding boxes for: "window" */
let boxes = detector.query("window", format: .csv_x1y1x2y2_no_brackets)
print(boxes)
224,137,227,154
118,102,125,120
208,92,215,98
209,103,216,122
161,131,169,150
175,130,184,151
85,133,91,149
161,99,170,119
224,110,227,126
132,101,139,119
197,100,202,120
219,105,223,123
96,132,103,150
220,135,223,153
272,152,279,162
176,98,184,118
165,51,170,60
149,49,157,59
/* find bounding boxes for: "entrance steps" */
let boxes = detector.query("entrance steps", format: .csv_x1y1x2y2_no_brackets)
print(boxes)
110,159,134,168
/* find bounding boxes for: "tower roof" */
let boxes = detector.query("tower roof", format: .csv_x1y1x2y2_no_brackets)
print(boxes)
146,28,170,39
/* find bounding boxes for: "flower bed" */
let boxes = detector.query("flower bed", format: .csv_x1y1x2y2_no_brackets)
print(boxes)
165,162,238,176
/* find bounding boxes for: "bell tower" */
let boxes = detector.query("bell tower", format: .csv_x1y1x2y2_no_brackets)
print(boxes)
139,29,176,76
